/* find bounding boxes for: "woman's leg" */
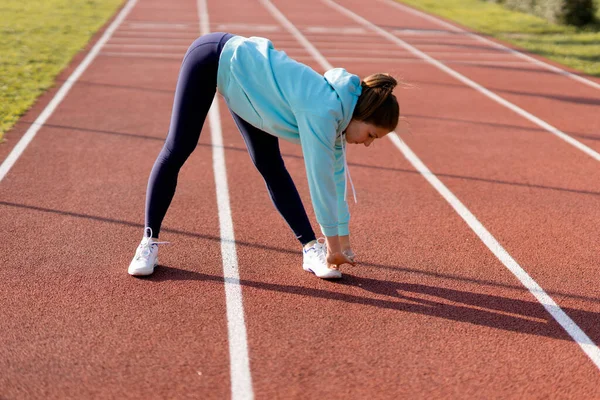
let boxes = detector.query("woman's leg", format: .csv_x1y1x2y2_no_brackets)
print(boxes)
229,110,317,246
144,32,232,238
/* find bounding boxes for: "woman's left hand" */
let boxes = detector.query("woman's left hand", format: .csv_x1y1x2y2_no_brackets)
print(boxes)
339,235,355,264
343,248,356,263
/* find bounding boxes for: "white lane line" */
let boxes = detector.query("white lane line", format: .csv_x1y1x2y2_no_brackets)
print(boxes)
387,133,600,370
209,97,254,400
0,0,138,183
325,0,600,163
260,0,600,371
384,0,600,91
198,0,254,399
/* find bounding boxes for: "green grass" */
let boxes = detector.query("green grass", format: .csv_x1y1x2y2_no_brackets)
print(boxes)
396,0,600,77
0,0,124,143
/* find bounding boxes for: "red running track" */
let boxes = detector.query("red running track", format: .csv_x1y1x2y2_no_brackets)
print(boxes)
1,0,600,398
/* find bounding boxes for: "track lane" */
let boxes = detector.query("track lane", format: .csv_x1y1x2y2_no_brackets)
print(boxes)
326,0,600,373
0,0,233,397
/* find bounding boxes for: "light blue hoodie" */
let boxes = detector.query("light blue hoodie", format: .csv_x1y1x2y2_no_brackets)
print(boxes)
217,35,362,237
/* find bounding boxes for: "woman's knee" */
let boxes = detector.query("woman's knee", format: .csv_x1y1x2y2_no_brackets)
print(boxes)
158,142,194,167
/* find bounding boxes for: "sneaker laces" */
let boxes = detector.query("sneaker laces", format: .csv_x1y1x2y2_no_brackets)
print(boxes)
137,228,169,260
307,238,327,265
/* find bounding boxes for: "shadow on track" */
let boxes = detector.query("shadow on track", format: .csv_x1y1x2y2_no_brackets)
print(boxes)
145,265,600,343
1,195,599,308
2,200,599,342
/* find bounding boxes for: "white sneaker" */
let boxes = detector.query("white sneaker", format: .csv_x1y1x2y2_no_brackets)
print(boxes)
128,228,169,276
302,238,342,279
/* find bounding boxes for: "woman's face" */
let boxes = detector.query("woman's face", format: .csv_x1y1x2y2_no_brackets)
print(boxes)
344,120,390,147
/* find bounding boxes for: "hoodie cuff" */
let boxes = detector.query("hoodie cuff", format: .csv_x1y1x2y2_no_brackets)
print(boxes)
337,223,349,236
320,224,339,237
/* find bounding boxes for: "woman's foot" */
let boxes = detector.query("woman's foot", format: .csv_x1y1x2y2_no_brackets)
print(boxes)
128,228,168,276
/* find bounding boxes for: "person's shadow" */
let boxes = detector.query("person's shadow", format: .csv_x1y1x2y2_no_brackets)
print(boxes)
144,264,599,344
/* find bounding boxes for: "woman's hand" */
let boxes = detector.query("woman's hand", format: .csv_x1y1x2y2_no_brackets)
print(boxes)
343,248,356,263
325,235,356,270
327,251,356,270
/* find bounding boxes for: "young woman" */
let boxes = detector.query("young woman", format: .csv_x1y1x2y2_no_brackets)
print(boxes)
128,32,399,279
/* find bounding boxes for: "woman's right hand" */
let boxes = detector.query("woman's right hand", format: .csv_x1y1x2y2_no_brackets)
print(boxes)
327,251,355,270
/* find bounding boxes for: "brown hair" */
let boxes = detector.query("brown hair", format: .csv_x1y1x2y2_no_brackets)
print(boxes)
352,73,399,132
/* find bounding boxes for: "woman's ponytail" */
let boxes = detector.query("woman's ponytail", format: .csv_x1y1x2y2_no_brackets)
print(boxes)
352,73,399,132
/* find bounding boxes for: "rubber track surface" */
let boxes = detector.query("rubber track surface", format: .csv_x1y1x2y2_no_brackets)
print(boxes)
1,0,599,398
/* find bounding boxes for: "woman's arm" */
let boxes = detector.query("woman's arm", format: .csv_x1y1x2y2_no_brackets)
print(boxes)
296,112,340,237
296,112,356,269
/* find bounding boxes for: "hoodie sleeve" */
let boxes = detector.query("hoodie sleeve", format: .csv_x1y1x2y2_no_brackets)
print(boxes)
334,137,350,236
295,111,340,237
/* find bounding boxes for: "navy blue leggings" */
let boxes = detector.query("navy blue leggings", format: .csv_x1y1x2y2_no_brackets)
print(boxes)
145,32,316,245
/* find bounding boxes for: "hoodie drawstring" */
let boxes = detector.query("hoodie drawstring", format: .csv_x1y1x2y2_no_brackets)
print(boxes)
342,135,357,204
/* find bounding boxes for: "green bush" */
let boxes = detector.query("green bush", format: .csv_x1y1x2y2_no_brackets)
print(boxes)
486,0,597,26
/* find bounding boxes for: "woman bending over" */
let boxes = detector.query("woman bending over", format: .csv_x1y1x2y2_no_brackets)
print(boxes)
128,32,399,279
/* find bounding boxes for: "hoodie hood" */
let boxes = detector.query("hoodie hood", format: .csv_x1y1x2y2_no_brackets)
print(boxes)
324,68,362,134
